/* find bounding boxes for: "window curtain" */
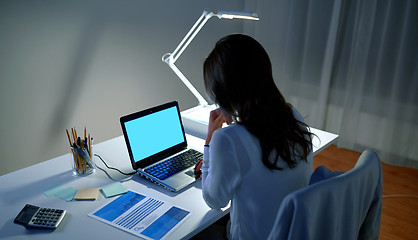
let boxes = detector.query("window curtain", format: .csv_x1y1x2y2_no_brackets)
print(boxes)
244,0,418,168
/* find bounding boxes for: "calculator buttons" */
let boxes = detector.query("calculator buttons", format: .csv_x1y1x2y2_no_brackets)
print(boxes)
14,204,66,230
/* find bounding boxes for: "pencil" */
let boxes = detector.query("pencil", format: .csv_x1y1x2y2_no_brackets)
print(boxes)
66,129,72,147
71,148,79,172
83,150,87,173
71,128,82,173
71,128,76,144
88,134,92,159
68,129,80,172
67,128,81,172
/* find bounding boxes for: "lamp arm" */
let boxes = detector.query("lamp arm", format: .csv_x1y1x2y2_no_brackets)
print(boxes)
163,11,215,106
167,62,208,106
170,11,215,63
162,10,258,106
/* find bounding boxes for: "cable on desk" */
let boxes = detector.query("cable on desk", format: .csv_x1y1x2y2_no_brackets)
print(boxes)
95,164,133,182
94,154,136,176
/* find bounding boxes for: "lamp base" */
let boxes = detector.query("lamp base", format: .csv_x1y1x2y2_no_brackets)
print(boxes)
181,104,216,139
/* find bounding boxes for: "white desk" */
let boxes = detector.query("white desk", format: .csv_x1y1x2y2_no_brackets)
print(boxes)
0,123,338,240
0,134,223,240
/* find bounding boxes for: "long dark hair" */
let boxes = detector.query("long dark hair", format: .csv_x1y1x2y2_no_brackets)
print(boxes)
203,34,312,170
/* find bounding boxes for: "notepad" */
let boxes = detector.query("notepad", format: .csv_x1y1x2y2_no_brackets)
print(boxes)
74,188,100,200
57,187,78,201
100,182,127,198
44,185,68,197
44,184,77,201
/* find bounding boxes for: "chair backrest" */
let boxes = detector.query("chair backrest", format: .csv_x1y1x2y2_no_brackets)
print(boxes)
267,150,383,240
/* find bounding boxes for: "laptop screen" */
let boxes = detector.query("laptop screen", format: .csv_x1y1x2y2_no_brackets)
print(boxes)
120,101,187,169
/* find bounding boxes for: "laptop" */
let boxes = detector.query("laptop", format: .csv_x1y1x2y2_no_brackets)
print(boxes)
120,101,203,192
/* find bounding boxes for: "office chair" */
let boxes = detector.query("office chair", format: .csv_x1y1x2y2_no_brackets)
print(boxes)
267,150,383,240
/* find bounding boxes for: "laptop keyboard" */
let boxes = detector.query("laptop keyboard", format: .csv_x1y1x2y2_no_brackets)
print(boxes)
144,149,203,180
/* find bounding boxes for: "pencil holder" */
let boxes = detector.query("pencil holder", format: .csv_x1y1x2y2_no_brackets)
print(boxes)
70,142,95,176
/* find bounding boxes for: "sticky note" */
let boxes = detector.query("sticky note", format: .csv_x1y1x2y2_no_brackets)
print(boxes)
44,185,67,197
100,182,128,198
55,186,77,202
75,188,100,200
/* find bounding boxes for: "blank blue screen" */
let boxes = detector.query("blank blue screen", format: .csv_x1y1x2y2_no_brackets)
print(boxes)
124,106,185,163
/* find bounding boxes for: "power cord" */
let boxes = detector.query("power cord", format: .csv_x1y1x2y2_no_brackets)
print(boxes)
94,154,136,176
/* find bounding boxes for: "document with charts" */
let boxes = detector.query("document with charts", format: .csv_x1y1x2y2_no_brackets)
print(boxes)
88,190,190,240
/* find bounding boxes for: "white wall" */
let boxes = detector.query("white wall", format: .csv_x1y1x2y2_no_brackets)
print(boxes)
0,0,250,175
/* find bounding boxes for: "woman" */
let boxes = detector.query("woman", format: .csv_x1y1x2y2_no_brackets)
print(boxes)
197,34,314,239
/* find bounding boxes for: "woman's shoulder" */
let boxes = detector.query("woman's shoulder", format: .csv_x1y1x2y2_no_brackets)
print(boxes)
291,107,305,123
213,124,257,145
216,123,247,135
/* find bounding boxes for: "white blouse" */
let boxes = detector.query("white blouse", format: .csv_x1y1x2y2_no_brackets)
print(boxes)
201,108,313,240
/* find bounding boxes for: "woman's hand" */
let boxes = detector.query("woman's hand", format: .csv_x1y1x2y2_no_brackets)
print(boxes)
194,158,203,179
205,108,231,145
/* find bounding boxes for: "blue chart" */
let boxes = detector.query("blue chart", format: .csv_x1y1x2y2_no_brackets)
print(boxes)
90,190,190,240
116,198,163,229
93,191,146,222
141,206,190,240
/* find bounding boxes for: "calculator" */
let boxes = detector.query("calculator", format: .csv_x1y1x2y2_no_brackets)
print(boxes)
14,204,66,229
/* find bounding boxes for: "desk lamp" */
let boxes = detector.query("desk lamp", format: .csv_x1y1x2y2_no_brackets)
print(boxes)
162,10,259,138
